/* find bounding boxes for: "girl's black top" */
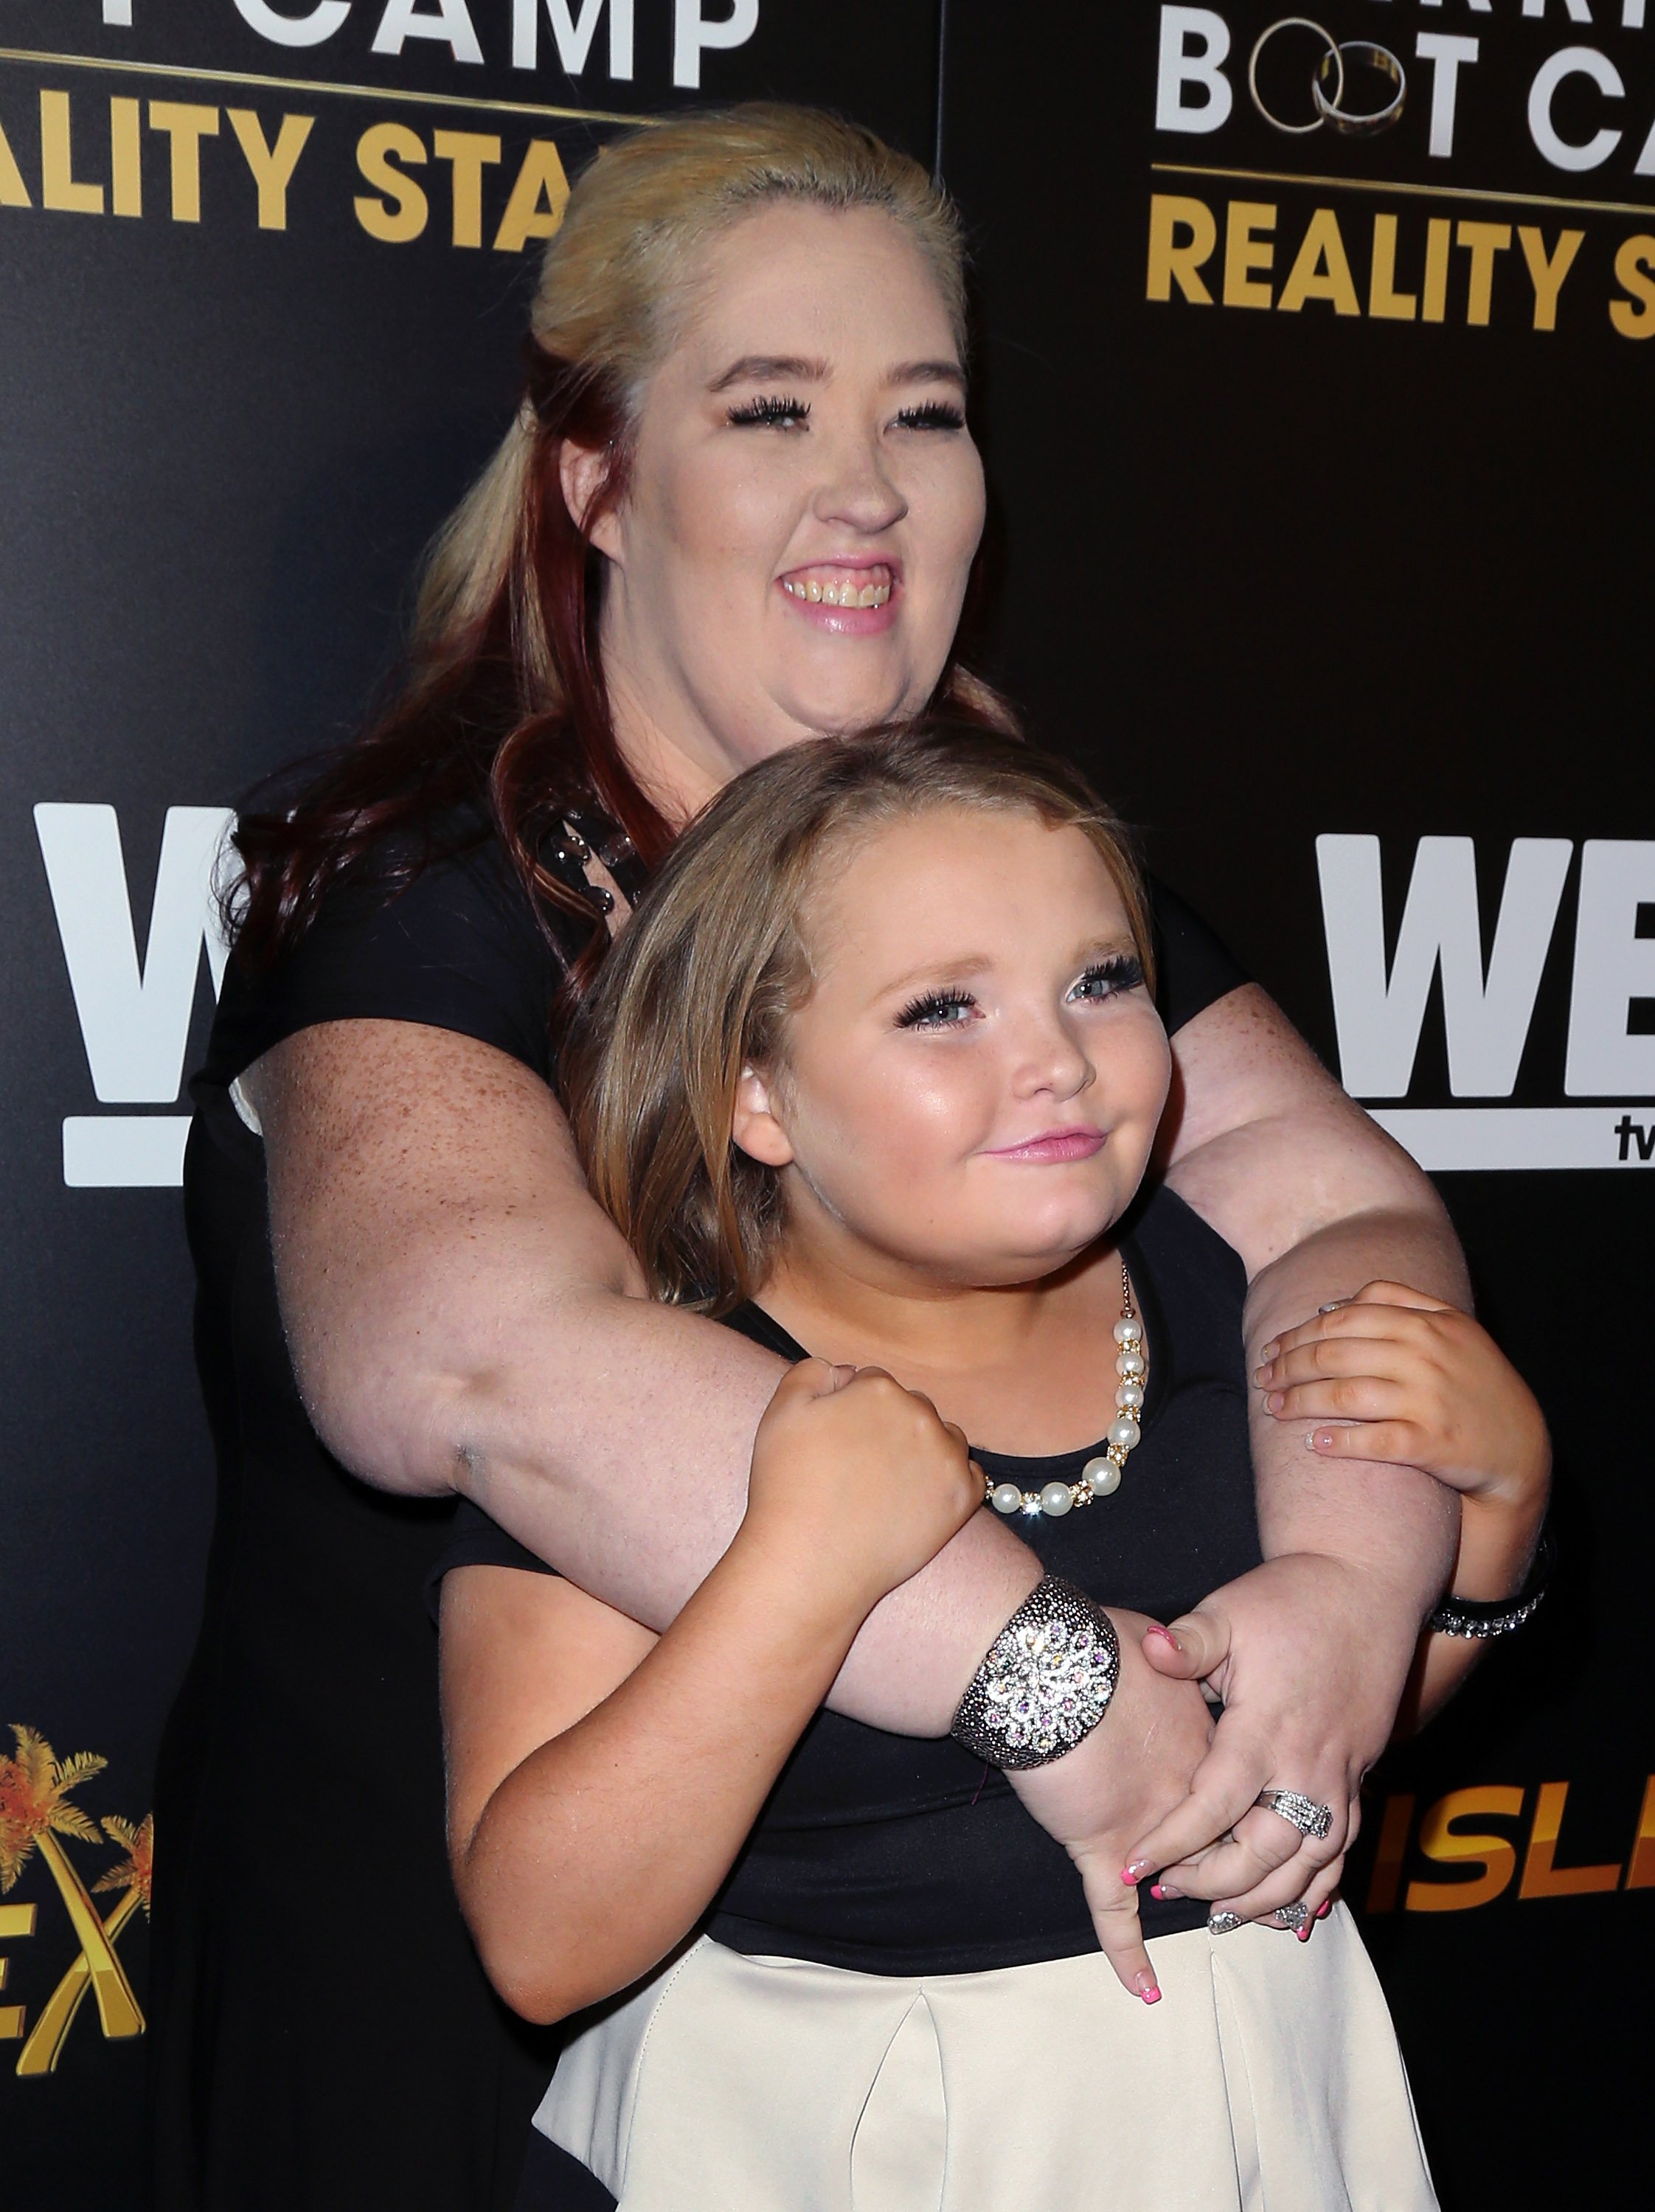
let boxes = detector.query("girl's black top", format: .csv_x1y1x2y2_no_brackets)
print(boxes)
150,821,1248,2212
433,1178,1261,1975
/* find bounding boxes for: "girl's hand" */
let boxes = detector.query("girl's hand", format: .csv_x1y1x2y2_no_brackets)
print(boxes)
1252,1281,1548,1508
1010,1613,1215,2006
739,1359,985,1623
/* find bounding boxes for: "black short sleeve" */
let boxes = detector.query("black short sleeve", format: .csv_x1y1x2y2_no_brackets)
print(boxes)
200,831,569,1096
1146,876,1249,1036
425,1498,560,1623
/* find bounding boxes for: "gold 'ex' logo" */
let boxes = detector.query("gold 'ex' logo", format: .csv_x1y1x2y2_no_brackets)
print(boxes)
0,1725,153,2076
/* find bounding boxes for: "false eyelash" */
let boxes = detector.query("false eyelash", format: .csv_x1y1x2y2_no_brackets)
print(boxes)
726,394,811,427
895,985,975,1029
1075,955,1145,998
895,400,967,430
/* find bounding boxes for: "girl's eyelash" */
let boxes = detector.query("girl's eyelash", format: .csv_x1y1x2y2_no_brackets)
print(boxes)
1073,955,1145,999
726,394,810,428
894,400,966,431
895,986,976,1030
895,958,1141,1030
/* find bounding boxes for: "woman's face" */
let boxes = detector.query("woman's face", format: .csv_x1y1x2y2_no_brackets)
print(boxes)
734,810,1173,1292
584,204,986,812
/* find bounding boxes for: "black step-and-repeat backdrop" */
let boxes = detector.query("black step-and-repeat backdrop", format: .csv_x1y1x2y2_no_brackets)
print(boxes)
1,4,1647,2204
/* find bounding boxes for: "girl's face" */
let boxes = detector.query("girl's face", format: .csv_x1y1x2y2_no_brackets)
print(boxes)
583,203,985,812
734,810,1173,1292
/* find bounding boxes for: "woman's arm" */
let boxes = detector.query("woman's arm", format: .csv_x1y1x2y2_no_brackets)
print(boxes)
1122,985,1467,1912
249,1018,1041,1735
443,1357,983,2023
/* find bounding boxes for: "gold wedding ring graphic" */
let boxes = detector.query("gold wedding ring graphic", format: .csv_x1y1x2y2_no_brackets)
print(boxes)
1249,20,1406,138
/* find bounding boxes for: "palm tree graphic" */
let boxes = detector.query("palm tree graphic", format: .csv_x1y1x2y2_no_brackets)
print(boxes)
16,1812,153,2076
0,1726,143,2042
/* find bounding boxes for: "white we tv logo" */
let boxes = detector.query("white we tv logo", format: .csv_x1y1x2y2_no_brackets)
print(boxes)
35,804,234,1187
1319,837,1655,1171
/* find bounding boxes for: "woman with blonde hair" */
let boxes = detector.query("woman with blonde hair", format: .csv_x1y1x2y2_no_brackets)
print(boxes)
153,106,1531,2210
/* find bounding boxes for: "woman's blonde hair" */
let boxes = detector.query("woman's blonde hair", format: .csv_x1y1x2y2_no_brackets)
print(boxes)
563,723,1155,1314
235,103,1009,975
420,103,968,665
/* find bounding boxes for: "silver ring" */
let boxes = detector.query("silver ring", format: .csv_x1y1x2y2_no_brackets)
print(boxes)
1249,19,1341,135
1269,1901,1312,1930
1249,21,1406,139
1313,41,1406,136
1257,1789,1334,1841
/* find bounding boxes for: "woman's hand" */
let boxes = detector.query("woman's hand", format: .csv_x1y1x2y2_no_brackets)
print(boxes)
1119,1551,1424,1921
740,1359,985,1624
1252,1280,1550,1510
1009,1616,1215,2006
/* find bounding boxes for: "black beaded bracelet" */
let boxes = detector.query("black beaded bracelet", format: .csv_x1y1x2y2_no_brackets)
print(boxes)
1429,1526,1555,1640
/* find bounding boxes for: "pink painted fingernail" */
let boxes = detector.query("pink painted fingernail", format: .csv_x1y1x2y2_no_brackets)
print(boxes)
1134,1972,1162,2005
1296,1925,1311,1943
1316,1900,1332,1919
1145,1625,1182,1652
1150,1882,1184,1901
1121,1859,1151,1886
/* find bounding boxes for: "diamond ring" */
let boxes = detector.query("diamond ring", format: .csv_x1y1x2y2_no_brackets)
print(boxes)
1257,1789,1334,1842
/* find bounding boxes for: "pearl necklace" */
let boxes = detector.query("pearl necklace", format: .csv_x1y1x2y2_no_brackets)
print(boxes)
985,1262,1145,1520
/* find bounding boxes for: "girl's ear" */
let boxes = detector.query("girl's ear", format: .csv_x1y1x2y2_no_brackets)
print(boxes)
559,439,623,564
732,1065,794,1169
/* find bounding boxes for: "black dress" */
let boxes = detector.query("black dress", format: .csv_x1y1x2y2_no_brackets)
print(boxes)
148,818,1246,2212
434,1180,1264,2208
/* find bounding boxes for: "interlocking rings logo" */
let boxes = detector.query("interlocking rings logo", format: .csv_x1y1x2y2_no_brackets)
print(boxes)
1249,20,1406,138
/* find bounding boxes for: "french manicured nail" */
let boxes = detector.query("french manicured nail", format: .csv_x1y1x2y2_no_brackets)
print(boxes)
1121,1859,1152,1886
1266,1391,1286,1413
1306,1430,1336,1451
1150,1882,1184,1901
1207,1910,1244,1935
1260,1339,1280,1360
1135,1973,1162,2006
1253,1362,1274,1385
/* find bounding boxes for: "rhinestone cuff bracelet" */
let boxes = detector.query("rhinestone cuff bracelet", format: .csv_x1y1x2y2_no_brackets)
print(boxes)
951,1576,1120,1770
1429,1527,1555,1640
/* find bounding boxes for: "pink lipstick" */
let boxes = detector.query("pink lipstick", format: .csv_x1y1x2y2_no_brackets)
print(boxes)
985,1126,1107,1164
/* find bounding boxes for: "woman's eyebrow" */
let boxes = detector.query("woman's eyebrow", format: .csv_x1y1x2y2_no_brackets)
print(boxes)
708,354,828,391
885,359,965,388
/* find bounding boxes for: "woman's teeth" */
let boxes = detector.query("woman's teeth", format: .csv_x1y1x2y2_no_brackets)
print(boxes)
783,574,892,608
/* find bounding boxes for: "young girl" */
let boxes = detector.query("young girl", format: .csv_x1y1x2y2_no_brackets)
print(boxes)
436,727,1548,2210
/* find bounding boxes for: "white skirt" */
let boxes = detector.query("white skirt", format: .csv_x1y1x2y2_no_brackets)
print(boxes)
535,1905,1437,2211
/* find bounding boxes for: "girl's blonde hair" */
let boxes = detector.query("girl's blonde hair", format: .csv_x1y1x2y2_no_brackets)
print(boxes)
563,724,1154,1314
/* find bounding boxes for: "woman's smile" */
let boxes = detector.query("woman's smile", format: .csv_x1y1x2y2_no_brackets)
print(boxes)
778,557,898,630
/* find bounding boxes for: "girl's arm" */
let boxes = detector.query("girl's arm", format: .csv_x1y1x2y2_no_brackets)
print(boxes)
442,1357,984,2024
1251,1280,1551,1728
